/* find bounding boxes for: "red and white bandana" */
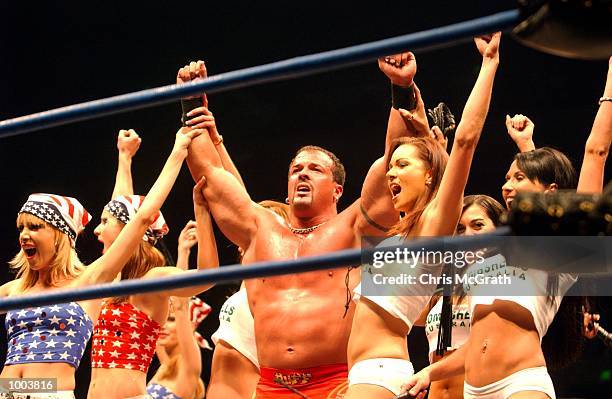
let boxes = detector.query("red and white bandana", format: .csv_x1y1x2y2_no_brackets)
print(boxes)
189,297,212,350
19,193,91,247
104,195,169,244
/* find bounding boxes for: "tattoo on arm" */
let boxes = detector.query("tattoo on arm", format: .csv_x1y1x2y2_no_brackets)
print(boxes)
360,203,390,233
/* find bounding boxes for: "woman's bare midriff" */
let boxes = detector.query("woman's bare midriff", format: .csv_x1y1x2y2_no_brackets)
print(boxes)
429,374,465,399
1,363,75,390
465,301,545,387
429,350,464,399
88,368,147,399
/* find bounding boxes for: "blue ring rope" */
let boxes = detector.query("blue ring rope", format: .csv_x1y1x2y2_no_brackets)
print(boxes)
0,10,520,138
0,227,511,311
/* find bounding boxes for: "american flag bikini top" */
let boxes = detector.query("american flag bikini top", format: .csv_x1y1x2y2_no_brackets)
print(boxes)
91,300,160,372
4,302,93,369
147,383,181,399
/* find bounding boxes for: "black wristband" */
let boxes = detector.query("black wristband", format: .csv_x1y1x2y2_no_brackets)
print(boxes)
391,83,417,111
181,97,205,126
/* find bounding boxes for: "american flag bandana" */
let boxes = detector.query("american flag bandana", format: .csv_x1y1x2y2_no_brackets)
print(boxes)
19,193,92,247
104,195,169,244
189,297,212,350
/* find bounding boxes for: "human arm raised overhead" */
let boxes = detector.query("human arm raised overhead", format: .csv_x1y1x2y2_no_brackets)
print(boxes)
356,52,422,235
78,128,203,286
111,129,142,199
177,61,258,250
505,113,536,152
421,33,501,236
578,57,612,194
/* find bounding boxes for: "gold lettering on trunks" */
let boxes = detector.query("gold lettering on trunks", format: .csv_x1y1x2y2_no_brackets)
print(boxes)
274,371,313,385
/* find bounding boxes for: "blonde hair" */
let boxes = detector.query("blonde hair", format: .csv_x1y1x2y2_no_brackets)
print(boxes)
156,355,205,398
10,213,85,291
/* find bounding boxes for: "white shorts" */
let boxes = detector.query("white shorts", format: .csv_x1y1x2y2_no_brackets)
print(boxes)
464,366,555,399
2,391,75,399
348,358,414,396
211,288,259,369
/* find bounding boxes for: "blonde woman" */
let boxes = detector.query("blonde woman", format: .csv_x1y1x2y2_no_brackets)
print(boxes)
147,295,209,399
0,126,202,399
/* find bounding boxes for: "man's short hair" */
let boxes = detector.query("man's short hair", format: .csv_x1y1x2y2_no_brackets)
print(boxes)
290,145,346,186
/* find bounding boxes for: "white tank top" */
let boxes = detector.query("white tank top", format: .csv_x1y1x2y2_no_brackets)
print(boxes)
425,297,471,363
211,288,259,368
356,236,443,330
463,253,577,339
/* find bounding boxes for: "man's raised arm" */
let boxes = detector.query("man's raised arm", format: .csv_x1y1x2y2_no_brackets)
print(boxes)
176,61,257,250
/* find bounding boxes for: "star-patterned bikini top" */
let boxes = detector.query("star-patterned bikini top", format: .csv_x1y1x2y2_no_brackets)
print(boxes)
147,382,182,399
90,299,161,372
4,302,93,369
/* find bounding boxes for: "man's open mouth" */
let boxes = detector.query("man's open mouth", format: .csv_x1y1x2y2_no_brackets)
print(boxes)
296,183,311,195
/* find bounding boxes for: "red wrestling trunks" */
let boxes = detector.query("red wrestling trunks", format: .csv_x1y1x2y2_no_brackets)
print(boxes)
255,364,348,399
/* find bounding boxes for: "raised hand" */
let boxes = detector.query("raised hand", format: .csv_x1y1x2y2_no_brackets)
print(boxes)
185,106,222,144
178,220,198,252
173,127,204,159
505,113,535,152
117,129,141,158
177,60,209,105
430,126,449,151
177,60,207,84
378,51,417,87
474,32,501,61
397,83,430,137
192,176,209,210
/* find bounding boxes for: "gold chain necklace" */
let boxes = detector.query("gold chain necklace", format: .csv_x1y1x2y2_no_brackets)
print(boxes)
287,221,326,234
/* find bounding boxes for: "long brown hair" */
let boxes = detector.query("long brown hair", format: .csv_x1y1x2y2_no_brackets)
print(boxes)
387,137,449,237
112,237,166,303
10,213,85,291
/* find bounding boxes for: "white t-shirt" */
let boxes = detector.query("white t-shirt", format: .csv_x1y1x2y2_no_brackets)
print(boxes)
211,288,259,368
464,253,577,339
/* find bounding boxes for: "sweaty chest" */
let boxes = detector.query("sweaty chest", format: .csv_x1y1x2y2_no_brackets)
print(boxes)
252,227,355,260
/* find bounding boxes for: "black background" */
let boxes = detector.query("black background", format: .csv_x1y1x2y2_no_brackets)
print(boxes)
0,1,610,398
